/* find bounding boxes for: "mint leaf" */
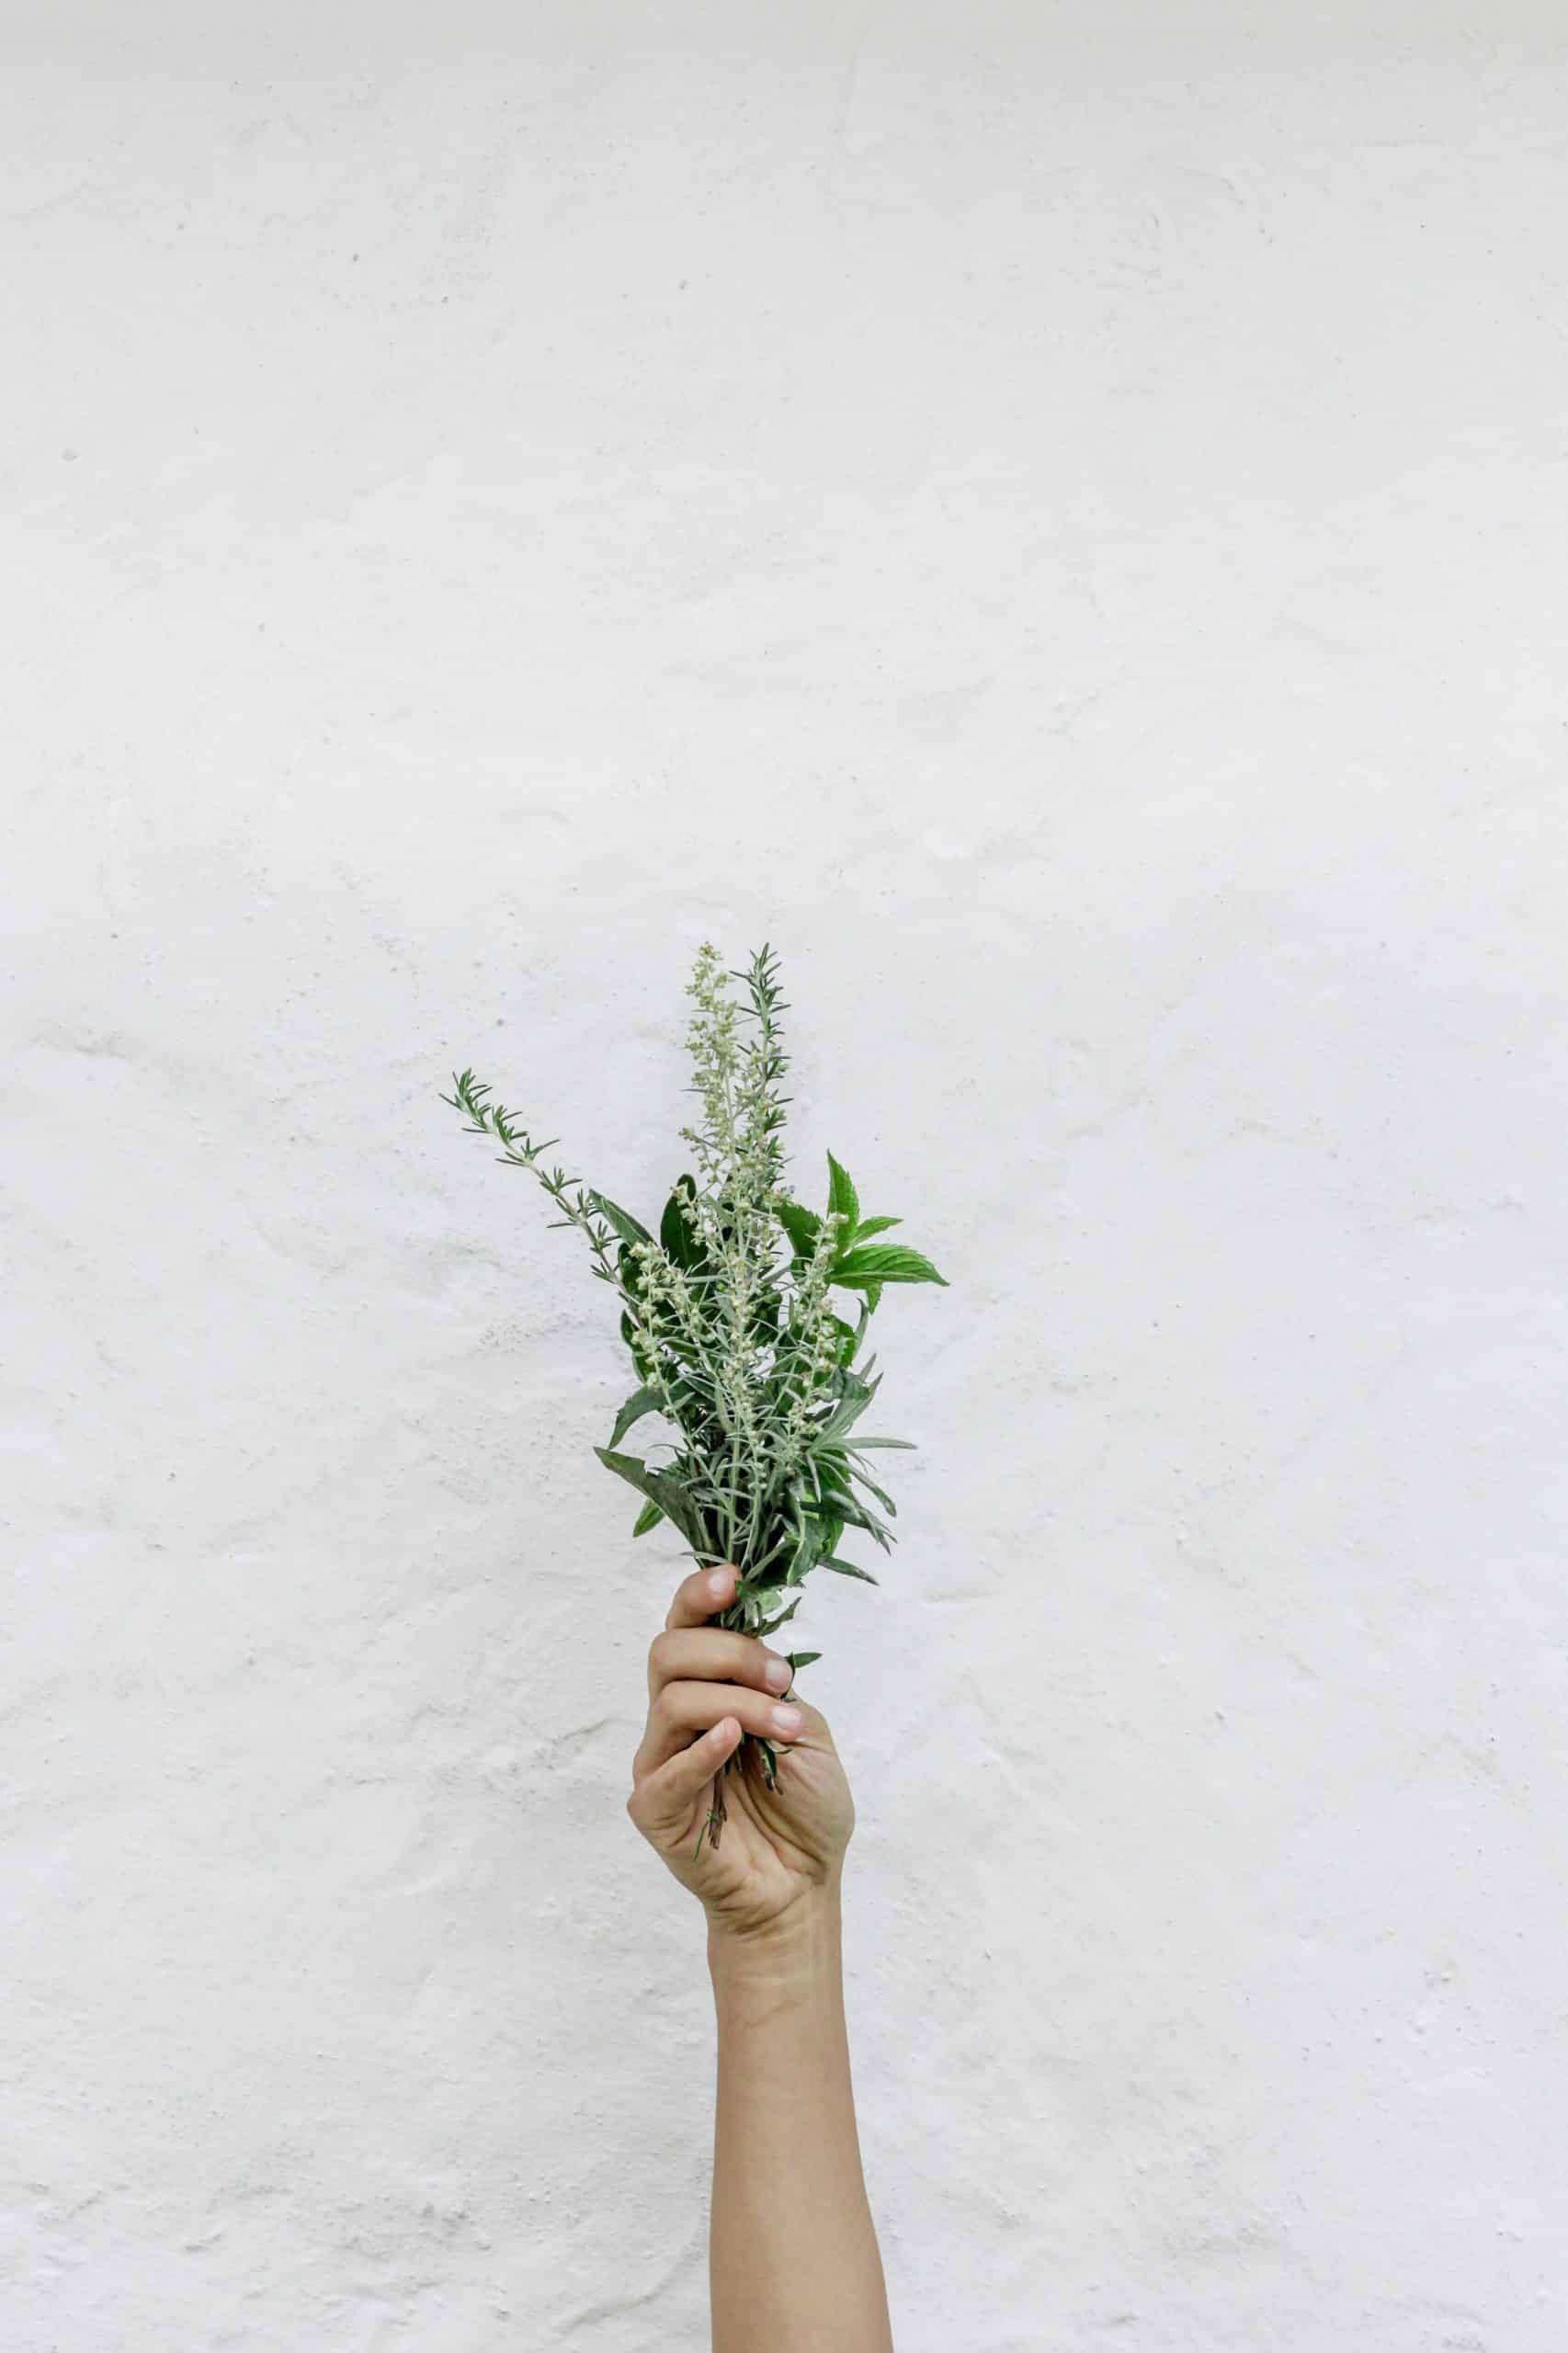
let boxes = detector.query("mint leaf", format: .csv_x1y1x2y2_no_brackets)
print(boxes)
826,1152,858,1233
832,1243,947,1288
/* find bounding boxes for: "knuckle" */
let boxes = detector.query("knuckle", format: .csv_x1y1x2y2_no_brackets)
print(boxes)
649,1684,680,1732
729,1633,764,1683
648,1630,677,1677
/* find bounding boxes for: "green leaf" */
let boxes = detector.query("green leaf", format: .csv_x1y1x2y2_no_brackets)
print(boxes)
848,1437,917,1450
778,1199,820,1258
826,1152,859,1233
608,1385,661,1449
815,1370,881,1440
756,1595,802,1637
864,1280,883,1312
660,1176,704,1269
619,1307,656,1381
850,1215,902,1241
848,1461,898,1516
809,1513,845,1560
830,1314,860,1366
831,1243,948,1289
588,1192,653,1249
822,1556,881,1585
631,1499,664,1537
784,1516,824,1586
595,1448,703,1547
810,1450,852,1496
812,1487,892,1550
617,1241,644,1297
786,1651,823,1672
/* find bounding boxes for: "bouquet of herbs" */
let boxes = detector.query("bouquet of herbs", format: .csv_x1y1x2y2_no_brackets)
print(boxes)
442,942,946,1847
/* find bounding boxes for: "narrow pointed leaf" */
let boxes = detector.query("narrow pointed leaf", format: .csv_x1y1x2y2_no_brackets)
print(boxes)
816,1488,892,1548
848,1461,898,1516
849,1215,902,1241
608,1385,661,1449
631,1499,664,1537
822,1556,881,1585
587,1192,653,1248
595,1447,702,1546
786,1517,824,1586
817,1373,881,1441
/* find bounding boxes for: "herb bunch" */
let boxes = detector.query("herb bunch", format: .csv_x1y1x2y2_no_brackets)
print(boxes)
442,942,946,1850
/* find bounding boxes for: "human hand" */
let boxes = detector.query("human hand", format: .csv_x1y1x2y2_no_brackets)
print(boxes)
626,1563,856,1946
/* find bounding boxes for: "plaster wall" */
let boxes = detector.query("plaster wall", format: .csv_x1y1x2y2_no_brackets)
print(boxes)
6,6,1568,2347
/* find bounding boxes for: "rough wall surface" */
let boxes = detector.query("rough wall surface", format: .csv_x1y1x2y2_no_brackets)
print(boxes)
6,5,1567,2347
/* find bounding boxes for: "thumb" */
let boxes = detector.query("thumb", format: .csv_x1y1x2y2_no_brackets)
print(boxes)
627,1716,743,1845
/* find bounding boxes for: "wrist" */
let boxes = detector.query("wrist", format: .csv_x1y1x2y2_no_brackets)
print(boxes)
707,1882,844,1992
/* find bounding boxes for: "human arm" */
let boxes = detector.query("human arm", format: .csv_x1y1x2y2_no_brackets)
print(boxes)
626,1561,894,2353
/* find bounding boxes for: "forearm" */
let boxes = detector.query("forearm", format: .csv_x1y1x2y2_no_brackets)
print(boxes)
709,1890,893,2353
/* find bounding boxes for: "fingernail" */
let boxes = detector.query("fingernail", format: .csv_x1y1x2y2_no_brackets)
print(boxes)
707,1568,733,1599
762,1655,792,1693
771,1702,804,1734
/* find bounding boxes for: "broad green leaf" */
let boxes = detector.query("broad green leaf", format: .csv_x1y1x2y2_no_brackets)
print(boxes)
631,1499,664,1537
617,1241,644,1296
865,1280,883,1312
826,1152,859,1233
785,1651,823,1672
756,1595,802,1637
777,1199,820,1258
619,1308,655,1381
850,1215,902,1241
660,1176,705,1269
588,1191,653,1248
608,1385,661,1449
831,1243,948,1289
822,1556,881,1585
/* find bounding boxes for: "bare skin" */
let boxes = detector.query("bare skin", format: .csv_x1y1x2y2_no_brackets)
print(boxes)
627,1561,894,2353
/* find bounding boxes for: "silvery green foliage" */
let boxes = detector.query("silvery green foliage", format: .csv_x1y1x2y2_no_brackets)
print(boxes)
442,942,945,1823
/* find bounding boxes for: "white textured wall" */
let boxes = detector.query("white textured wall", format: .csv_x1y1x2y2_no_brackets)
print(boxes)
6,6,1567,2347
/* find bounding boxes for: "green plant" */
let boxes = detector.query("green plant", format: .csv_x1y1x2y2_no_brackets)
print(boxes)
441,941,946,1851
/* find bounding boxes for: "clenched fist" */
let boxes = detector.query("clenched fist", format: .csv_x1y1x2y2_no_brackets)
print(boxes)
627,1563,857,1945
